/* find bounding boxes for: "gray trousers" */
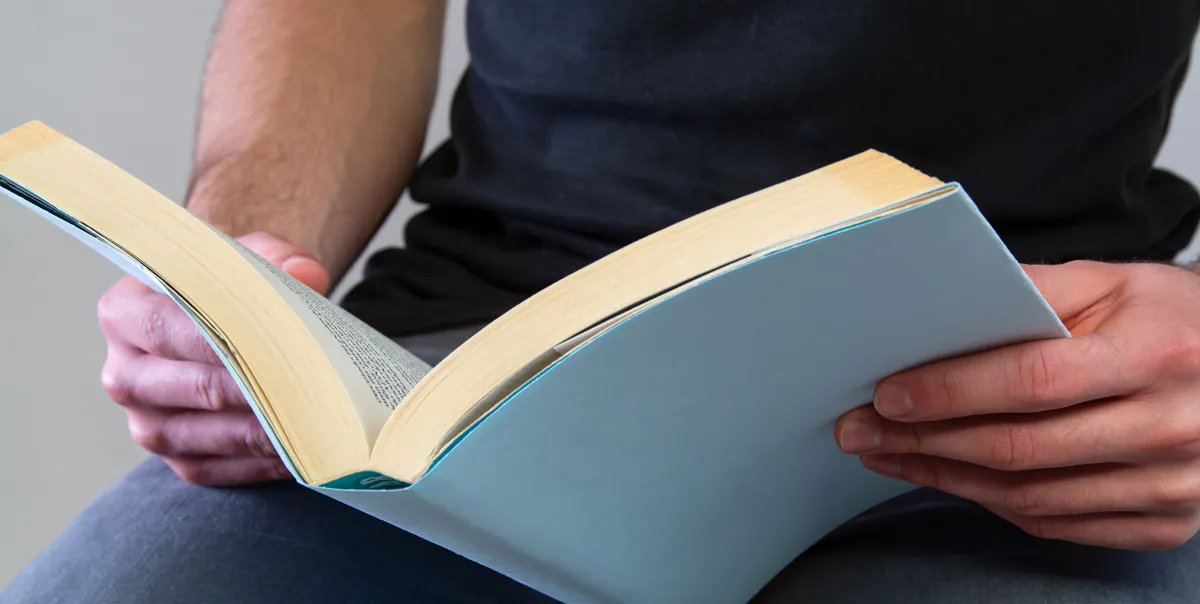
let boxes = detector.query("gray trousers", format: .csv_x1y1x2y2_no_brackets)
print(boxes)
5,325,1200,603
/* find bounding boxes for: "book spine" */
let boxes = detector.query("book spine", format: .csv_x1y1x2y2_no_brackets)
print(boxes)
320,471,409,490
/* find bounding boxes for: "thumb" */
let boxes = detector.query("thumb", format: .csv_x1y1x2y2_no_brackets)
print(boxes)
236,231,331,296
281,256,332,296
1021,261,1122,325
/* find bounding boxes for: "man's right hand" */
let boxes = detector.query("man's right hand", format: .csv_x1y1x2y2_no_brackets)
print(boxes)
97,232,330,487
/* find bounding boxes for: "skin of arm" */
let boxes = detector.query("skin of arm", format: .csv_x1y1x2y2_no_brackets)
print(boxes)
185,0,447,283
97,0,448,486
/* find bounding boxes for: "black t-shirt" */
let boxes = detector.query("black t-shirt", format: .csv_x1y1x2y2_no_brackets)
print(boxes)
342,1,1200,337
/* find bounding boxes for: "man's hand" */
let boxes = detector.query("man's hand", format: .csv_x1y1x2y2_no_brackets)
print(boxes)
98,232,330,486
836,260,1200,550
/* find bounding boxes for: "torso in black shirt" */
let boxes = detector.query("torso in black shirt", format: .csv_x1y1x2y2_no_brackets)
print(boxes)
342,1,1200,337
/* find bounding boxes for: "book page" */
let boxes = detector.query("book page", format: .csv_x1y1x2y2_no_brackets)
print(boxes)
0,181,308,478
228,239,431,445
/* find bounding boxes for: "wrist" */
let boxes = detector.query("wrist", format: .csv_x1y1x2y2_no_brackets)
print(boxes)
185,156,328,262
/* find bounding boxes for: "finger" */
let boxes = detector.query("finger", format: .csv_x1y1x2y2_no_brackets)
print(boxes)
237,232,331,295
103,354,246,411
836,395,1196,470
97,286,220,363
991,509,1200,551
126,409,277,458
102,274,154,299
1021,261,1125,327
860,454,1200,516
873,332,1143,422
162,455,291,487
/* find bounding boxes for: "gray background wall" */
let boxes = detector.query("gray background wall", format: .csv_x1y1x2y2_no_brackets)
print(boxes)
0,0,469,586
2,0,1200,589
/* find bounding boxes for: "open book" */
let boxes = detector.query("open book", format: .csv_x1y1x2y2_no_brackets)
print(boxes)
1,121,1068,604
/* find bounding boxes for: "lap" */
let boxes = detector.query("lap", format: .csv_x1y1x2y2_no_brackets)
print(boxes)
1,455,556,604
755,489,1200,603
7,458,1200,604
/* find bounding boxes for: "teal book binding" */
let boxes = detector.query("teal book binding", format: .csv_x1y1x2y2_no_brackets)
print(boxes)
313,187,1068,603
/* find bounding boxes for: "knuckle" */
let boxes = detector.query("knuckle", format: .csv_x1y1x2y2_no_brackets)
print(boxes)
246,425,278,458
268,462,291,481
243,424,277,459
96,291,121,332
1149,475,1200,510
987,424,1038,471
194,368,228,411
1003,484,1049,516
932,370,968,417
100,364,133,407
128,418,168,455
1150,408,1200,456
1154,327,1200,379
140,308,167,354
1011,346,1059,403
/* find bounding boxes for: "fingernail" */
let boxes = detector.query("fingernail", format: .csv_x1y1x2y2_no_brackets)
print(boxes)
281,256,317,273
838,418,882,453
862,455,903,477
875,384,913,418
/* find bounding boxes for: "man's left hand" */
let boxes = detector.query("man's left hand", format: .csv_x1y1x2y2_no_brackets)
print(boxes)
835,260,1200,550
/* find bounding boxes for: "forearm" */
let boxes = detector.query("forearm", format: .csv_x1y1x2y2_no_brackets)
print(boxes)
185,0,445,281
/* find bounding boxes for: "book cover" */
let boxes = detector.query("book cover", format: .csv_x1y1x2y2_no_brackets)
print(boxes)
0,122,1068,603
315,188,1069,603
